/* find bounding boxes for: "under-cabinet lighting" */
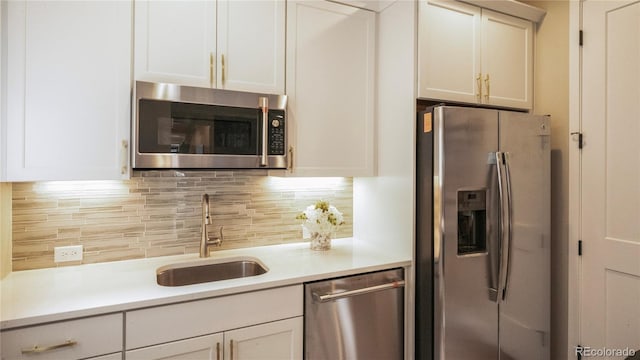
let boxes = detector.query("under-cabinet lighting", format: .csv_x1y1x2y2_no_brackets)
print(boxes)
265,177,349,191
34,180,128,197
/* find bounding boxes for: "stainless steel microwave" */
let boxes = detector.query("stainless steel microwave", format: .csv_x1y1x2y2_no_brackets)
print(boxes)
132,81,287,169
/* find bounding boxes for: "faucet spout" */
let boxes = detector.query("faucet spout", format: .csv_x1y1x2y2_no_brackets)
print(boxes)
202,194,211,224
200,194,223,257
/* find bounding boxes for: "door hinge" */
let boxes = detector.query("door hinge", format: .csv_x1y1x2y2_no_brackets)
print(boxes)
579,30,583,46
571,132,583,149
578,240,582,256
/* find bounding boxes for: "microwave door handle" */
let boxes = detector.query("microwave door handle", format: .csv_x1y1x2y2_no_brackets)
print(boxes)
259,97,269,167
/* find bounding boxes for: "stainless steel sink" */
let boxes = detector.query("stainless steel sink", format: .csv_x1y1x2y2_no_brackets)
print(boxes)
156,256,268,286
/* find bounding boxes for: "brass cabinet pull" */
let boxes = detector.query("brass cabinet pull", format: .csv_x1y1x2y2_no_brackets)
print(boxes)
120,139,128,175
216,342,221,360
221,54,226,85
214,53,216,87
476,73,482,101
484,74,490,101
230,339,234,360
22,340,77,354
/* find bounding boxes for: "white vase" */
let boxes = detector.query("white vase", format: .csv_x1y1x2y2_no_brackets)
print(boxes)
310,232,332,251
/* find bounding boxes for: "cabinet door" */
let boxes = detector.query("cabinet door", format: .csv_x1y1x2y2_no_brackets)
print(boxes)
286,1,375,176
224,317,303,360
126,333,223,360
134,0,216,88
1,314,123,360
481,9,533,109
217,0,285,94
418,0,481,103
4,1,131,181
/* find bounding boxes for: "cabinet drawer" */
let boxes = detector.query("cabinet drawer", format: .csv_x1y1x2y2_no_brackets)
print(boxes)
126,285,302,350
1,313,123,360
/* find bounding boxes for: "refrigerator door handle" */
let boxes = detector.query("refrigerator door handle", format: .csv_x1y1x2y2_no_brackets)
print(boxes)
501,152,513,301
492,151,508,304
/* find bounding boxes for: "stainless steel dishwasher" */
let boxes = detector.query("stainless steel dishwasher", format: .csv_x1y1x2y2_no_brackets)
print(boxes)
304,268,405,360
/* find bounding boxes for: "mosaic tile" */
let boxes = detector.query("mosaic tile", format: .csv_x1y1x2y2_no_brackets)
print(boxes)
12,171,353,270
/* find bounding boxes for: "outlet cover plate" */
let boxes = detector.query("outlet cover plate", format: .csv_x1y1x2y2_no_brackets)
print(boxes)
54,245,83,263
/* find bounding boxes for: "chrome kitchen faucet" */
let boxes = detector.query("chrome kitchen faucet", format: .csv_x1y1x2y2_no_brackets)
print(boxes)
200,194,223,257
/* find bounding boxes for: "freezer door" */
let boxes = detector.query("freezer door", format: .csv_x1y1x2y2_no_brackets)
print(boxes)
498,111,550,360
434,106,500,359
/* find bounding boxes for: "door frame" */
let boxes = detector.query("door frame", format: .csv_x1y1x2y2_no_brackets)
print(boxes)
568,0,582,359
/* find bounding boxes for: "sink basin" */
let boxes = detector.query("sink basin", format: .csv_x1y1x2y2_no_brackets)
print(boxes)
156,256,268,286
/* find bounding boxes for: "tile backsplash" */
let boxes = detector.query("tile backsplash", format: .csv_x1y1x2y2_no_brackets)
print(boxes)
11,171,353,271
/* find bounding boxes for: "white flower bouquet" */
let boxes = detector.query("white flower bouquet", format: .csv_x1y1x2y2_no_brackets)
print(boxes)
296,200,345,235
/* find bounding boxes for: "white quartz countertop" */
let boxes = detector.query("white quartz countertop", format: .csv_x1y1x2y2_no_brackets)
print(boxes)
0,237,411,330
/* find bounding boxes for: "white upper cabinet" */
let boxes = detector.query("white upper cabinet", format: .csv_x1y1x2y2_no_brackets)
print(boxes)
481,9,533,109
418,0,481,105
135,0,285,94
217,0,285,94
3,1,132,181
418,0,533,110
286,0,376,176
134,1,216,88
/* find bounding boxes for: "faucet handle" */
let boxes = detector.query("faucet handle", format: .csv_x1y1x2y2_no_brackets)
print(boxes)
207,225,223,247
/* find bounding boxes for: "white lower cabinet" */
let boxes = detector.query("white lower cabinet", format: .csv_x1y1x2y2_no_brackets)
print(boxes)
124,285,303,360
126,333,223,360
224,317,303,360
0,286,302,360
125,318,302,360
0,314,123,360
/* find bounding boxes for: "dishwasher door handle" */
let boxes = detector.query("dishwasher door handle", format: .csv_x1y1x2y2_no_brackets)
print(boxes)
313,280,405,302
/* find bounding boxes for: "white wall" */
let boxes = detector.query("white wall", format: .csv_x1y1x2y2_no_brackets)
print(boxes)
524,1,571,358
0,183,10,278
353,0,416,358
353,0,415,262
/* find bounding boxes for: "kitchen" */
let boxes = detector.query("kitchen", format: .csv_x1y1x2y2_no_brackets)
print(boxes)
0,0,637,359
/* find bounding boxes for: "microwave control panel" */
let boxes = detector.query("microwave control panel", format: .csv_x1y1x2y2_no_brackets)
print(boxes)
268,111,286,155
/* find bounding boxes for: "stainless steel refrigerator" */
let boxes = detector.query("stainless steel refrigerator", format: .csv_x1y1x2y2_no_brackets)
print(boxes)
416,106,550,360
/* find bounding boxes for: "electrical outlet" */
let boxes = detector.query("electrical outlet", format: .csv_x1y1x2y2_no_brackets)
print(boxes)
54,245,83,263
